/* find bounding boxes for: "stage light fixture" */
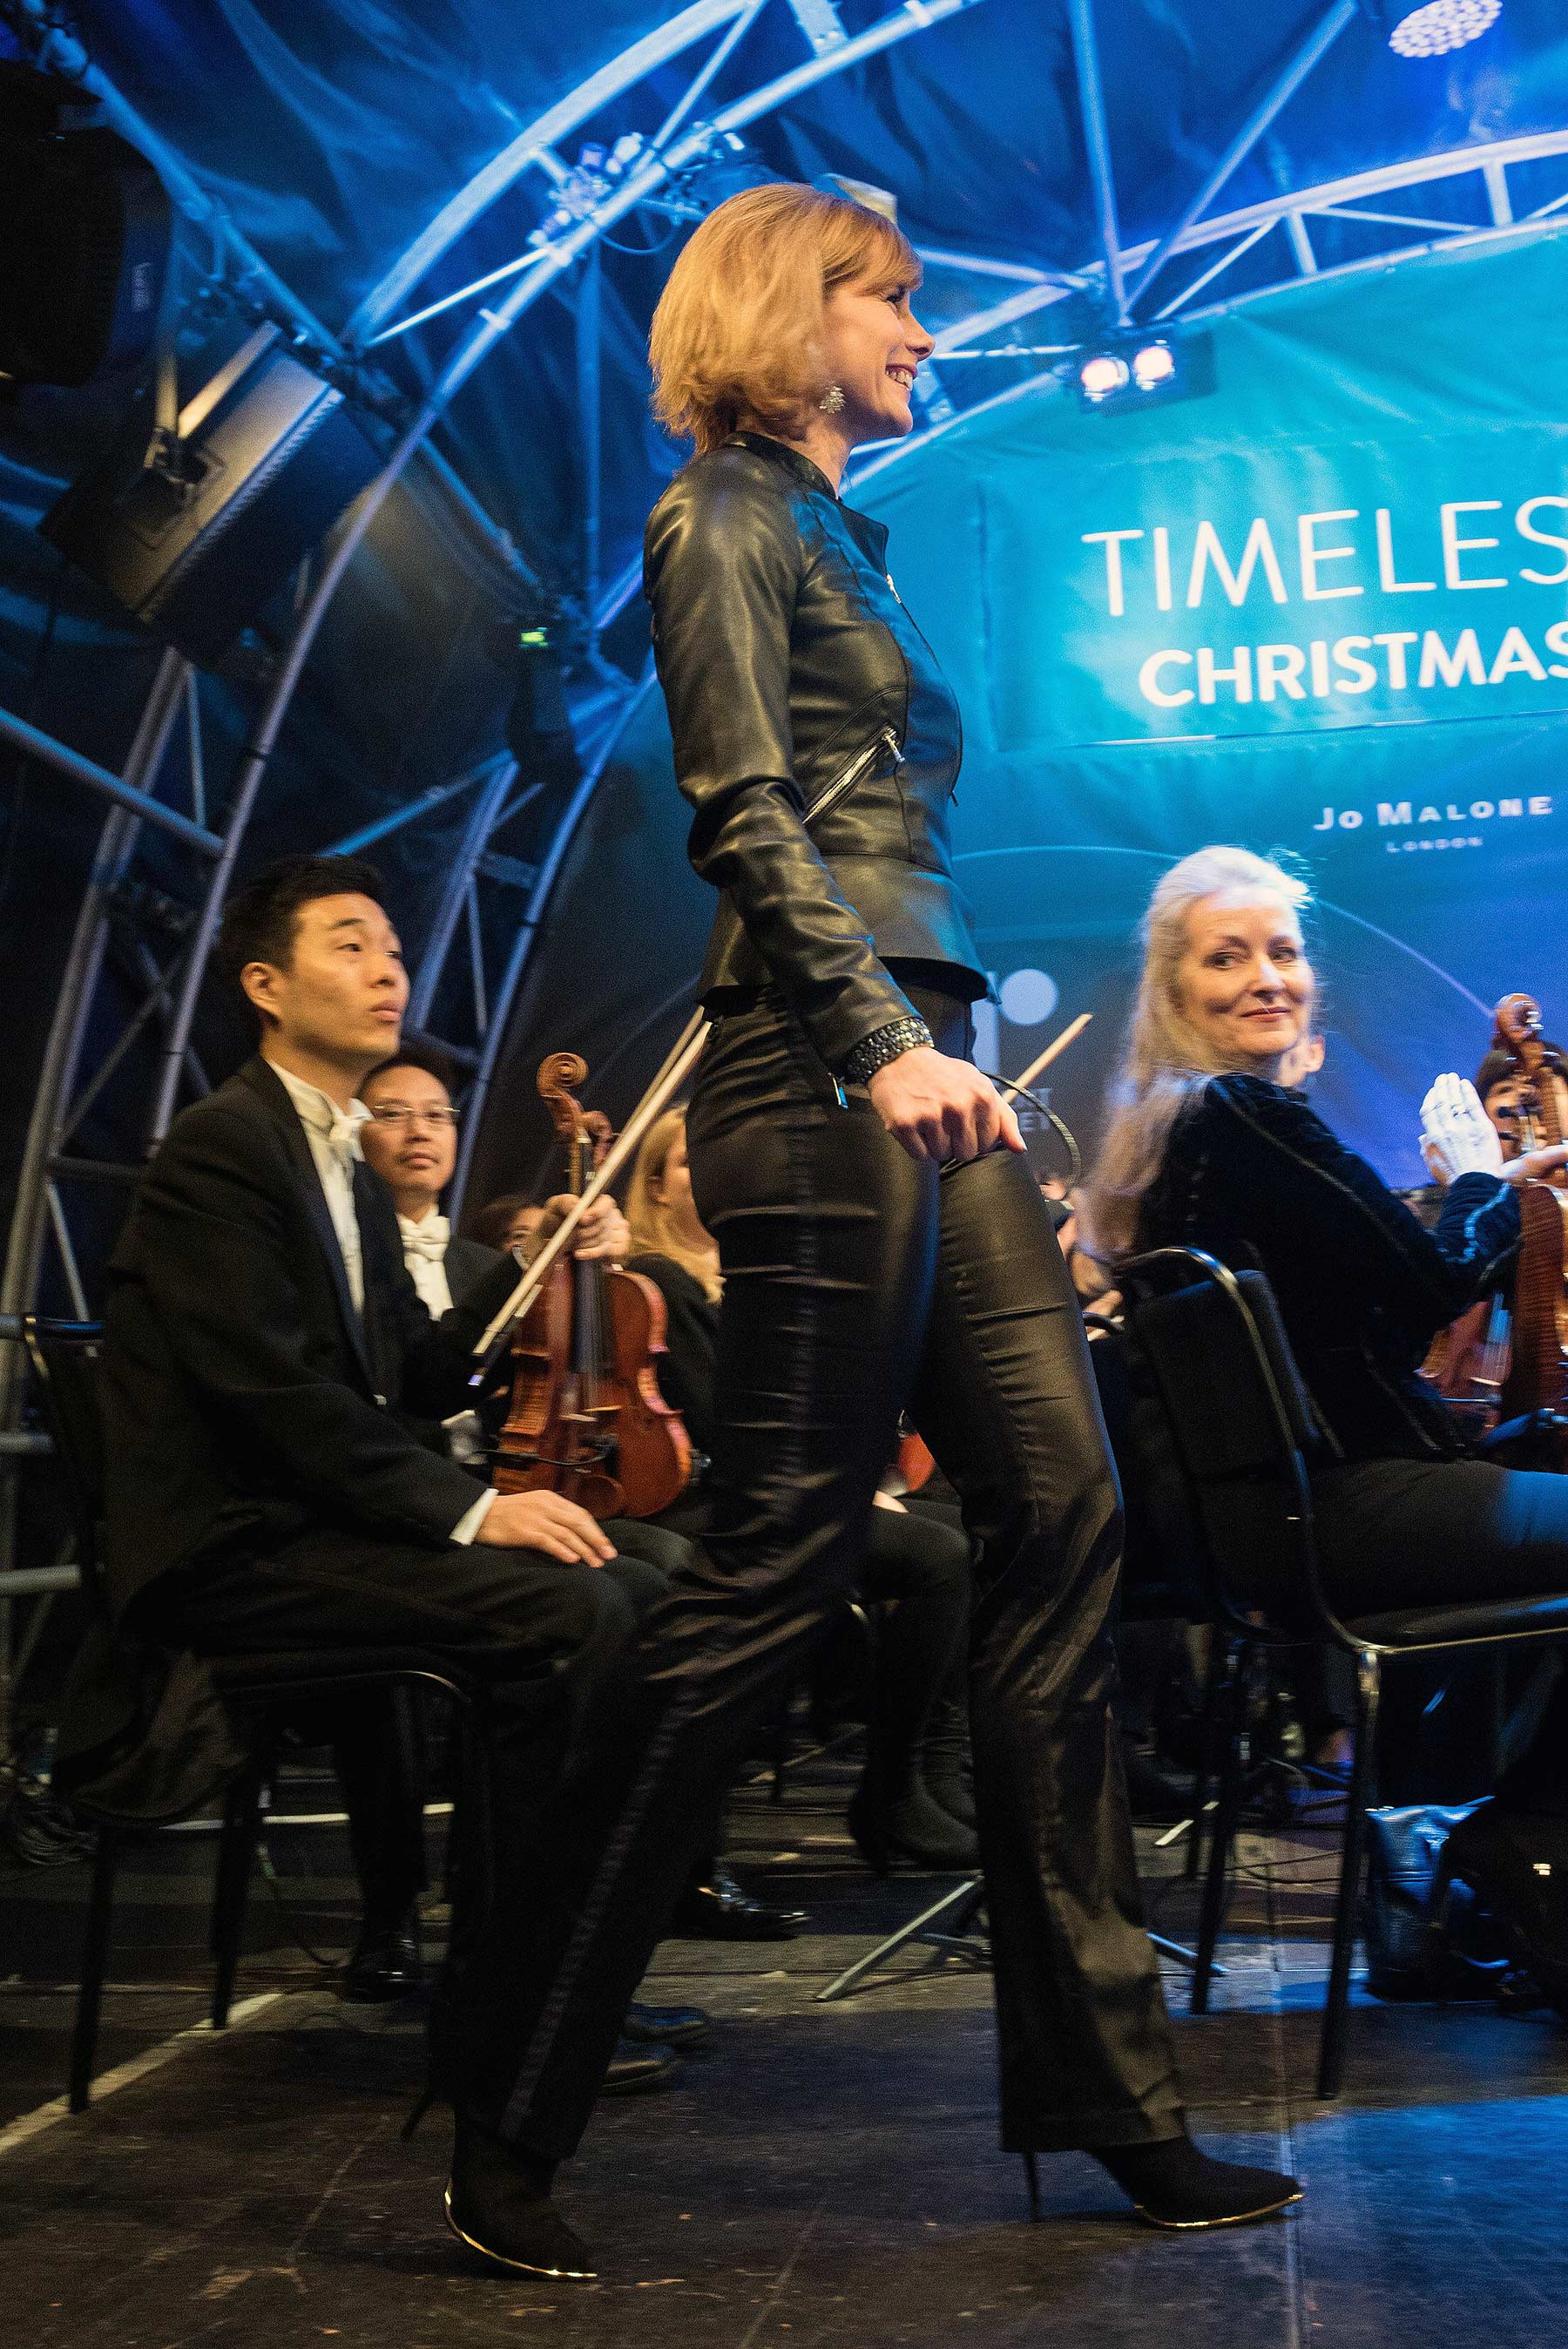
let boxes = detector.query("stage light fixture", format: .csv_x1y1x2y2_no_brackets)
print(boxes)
1076,338,1182,410
1361,1,1502,59
1131,341,1177,391
1078,352,1130,402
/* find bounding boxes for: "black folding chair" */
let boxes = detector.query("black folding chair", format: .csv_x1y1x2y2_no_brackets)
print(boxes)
1119,1249,1568,2098
21,1316,497,2112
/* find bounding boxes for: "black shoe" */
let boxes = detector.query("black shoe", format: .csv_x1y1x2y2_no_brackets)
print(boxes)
603,2035,679,2095
622,2000,711,2048
1078,2136,1302,2230
848,1783,980,1875
445,2122,594,2280
342,1917,424,2004
669,1864,805,1941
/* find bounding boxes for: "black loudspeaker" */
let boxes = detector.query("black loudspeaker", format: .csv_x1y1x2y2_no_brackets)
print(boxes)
42,335,384,665
0,67,172,386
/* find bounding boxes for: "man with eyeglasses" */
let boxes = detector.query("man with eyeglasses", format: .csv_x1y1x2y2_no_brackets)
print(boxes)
362,1046,517,1317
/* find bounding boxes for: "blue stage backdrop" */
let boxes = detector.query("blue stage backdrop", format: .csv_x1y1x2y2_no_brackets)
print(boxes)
472,231,1568,1208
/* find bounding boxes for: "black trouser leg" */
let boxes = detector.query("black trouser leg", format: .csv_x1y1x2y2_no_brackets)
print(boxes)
476,992,1181,2161
908,1145,1183,2150
332,1691,427,1933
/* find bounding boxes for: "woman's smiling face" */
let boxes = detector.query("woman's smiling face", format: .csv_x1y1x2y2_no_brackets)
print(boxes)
1176,893,1316,1072
817,274,935,448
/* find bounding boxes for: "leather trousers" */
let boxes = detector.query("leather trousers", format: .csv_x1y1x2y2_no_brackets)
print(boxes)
456,985,1183,2158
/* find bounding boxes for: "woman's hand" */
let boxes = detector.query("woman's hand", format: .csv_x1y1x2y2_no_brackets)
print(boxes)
867,1046,1024,1166
1419,1073,1504,1182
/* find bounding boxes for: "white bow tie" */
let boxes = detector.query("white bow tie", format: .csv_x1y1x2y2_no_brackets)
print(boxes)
327,1102,371,1162
401,1215,450,1263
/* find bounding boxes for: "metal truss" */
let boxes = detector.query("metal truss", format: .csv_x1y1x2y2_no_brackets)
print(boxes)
857,130,1568,494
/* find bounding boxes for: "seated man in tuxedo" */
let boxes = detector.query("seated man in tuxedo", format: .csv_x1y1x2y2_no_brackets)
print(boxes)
101,853,679,2182
360,1042,509,1317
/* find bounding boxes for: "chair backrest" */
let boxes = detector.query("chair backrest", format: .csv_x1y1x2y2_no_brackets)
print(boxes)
22,1317,109,1613
1119,1249,1342,1648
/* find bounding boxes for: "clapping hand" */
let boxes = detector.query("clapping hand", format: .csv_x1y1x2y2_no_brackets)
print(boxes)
1419,1074,1504,1185
1419,1072,1568,1187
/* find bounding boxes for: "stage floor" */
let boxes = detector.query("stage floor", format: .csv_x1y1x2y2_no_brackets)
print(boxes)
3,1743,1566,2347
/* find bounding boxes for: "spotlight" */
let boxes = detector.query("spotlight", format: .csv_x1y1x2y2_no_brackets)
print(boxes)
1078,352,1130,402
1360,1,1502,60
1076,338,1186,410
1131,341,1177,390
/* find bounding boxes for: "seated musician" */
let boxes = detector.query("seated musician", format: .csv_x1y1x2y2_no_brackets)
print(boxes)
359,1042,510,1315
473,1193,546,1256
355,1042,780,1953
98,855,684,2144
625,1107,977,1871
1080,843,1568,1980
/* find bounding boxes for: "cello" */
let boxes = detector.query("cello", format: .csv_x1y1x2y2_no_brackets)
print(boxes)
491,1051,693,1518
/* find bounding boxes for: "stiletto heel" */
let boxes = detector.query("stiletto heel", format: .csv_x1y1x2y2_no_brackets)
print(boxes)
1022,2152,1041,2221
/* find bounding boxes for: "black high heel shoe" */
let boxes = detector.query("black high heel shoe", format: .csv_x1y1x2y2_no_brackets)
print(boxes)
1022,2139,1302,2231
445,2122,596,2280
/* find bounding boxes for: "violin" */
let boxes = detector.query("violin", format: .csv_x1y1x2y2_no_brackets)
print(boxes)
491,1052,693,1519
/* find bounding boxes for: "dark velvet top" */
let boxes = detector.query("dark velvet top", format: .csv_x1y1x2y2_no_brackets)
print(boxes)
626,1251,720,1463
1136,1073,1521,1462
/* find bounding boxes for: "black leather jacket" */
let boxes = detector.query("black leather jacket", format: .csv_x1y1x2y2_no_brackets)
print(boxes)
643,430,987,1071
1138,1073,1521,1463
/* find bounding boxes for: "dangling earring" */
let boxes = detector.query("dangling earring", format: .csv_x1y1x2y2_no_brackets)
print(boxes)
818,383,846,415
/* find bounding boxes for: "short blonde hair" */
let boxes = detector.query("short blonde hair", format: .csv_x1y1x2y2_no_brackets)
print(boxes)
1080,847,1313,1261
650,183,921,457
625,1107,722,1302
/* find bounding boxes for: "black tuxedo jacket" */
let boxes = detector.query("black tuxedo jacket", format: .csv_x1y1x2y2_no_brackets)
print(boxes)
102,1056,520,1622
445,1232,508,1306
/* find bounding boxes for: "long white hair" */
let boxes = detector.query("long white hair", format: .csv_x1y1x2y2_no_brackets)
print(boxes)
1080,845,1312,1261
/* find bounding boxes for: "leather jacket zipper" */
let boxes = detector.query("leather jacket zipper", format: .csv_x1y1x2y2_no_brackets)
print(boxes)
803,725,903,828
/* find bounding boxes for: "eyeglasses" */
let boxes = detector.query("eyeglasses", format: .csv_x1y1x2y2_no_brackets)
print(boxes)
368,1106,458,1127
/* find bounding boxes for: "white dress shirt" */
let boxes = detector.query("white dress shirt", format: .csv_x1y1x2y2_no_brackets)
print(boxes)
269,1059,493,1545
271,1060,371,1311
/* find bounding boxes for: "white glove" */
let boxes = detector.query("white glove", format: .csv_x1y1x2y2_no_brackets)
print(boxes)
1419,1073,1504,1184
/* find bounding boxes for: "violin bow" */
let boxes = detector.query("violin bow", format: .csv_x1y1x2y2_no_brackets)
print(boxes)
470,1006,711,1382
1010,1012,1092,1098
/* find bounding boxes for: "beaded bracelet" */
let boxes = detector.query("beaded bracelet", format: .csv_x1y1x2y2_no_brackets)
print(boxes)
841,1016,936,1087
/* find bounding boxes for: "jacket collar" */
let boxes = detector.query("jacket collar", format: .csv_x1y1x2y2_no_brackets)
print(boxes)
234,1057,375,1390
726,430,840,504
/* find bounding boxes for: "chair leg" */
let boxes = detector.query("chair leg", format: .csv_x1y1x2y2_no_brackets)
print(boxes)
1186,1627,1227,1884
210,1760,267,2030
69,1824,121,2112
1191,1640,1248,2014
1317,1650,1381,2101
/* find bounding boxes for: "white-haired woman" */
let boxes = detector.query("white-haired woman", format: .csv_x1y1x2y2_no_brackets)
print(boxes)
441,193,1296,2282
1083,845,1568,2002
